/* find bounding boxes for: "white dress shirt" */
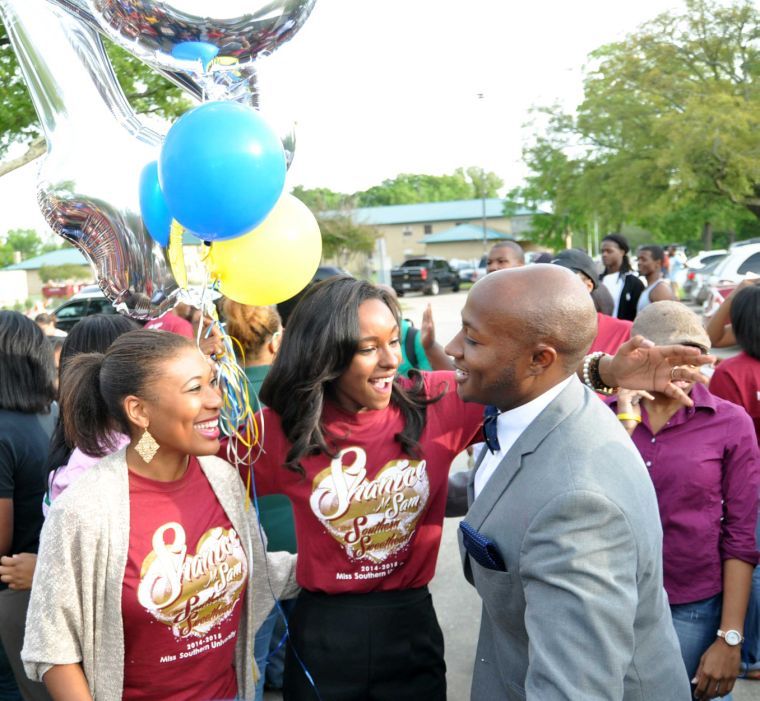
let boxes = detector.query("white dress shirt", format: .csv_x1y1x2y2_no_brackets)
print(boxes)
602,273,624,317
473,375,575,499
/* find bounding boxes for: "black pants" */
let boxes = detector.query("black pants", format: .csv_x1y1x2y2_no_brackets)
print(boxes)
283,587,446,701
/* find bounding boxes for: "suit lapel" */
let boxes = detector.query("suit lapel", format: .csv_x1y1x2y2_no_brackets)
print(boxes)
466,378,585,530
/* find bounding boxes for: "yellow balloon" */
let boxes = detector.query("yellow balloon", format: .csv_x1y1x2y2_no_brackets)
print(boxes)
168,219,188,289
208,194,322,306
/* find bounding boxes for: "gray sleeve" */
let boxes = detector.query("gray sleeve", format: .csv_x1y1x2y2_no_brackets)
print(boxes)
22,503,87,682
520,491,637,701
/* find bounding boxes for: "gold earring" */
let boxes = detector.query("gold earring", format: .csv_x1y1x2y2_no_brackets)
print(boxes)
135,428,159,463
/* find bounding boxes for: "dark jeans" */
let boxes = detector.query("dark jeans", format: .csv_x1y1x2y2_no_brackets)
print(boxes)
0,638,22,701
0,589,51,701
283,587,445,701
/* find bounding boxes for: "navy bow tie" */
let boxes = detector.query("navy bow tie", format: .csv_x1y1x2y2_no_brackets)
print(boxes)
483,405,501,454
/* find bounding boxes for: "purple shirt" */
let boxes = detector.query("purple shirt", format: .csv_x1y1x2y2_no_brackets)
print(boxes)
609,383,760,605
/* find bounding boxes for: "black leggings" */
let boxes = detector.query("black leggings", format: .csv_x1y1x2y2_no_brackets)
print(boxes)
283,587,446,701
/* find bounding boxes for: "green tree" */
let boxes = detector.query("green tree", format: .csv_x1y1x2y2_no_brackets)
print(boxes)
512,0,760,248
291,185,350,211
319,211,378,268
355,168,503,207
0,228,44,266
0,20,190,169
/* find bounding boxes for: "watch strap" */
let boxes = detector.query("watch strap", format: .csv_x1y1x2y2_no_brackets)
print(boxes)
717,629,744,645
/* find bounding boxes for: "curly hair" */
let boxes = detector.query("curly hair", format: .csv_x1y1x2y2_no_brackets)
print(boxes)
222,300,281,360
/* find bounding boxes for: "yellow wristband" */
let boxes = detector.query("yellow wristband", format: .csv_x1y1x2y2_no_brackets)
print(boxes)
617,413,642,423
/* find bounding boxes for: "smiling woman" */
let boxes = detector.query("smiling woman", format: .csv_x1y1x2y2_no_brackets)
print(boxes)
239,277,485,700
20,330,297,701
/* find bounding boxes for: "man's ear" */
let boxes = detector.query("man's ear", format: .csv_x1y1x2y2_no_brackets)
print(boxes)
123,395,150,430
530,344,558,373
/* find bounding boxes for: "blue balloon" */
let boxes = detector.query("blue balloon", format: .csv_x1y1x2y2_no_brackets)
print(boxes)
138,161,171,247
171,42,220,71
159,102,286,241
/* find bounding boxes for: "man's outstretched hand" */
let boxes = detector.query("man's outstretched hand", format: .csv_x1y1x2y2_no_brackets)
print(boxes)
599,335,715,407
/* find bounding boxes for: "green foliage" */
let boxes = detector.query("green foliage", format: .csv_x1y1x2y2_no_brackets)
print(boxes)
291,185,350,211
319,211,378,267
0,21,190,158
0,228,43,267
38,263,91,283
355,168,503,207
512,0,760,248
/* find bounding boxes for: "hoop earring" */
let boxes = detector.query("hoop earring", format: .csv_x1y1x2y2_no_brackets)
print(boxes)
135,428,159,463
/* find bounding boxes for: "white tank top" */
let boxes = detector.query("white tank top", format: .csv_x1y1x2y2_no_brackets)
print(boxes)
637,278,670,312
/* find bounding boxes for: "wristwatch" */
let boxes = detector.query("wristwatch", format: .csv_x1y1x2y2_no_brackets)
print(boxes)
717,629,744,646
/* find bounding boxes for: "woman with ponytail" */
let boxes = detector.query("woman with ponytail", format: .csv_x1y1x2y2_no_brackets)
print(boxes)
22,330,297,701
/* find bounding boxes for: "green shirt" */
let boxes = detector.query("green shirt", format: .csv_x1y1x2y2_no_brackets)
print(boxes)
244,365,297,554
398,318,433,377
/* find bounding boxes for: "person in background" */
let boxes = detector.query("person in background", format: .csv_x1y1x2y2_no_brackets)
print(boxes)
705,277,760,349
591,282,615,316
600,233,645,320
709,284,760,681
668,245,686,299
552,249,632,356
485,241,525,273
222,299,295,701
636,245,676,313
33,313,66,338
0,314,138,600
47,336,65,385
144,301,194,338
0,311,56,701
22,330,297,701
612,301,760,700
0,641,22,701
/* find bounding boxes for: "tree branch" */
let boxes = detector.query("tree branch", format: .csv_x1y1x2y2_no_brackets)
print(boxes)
0,137,45,177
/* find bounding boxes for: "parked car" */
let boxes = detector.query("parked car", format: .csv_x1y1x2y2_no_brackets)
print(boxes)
391,257,460,296
682,250,727,300
52,285,117,331
449,259,479,283
686,255,728,304
698,242,760,309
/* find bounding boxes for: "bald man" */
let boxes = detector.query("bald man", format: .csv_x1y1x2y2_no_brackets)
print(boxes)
485,241,525,273
445,266,690,701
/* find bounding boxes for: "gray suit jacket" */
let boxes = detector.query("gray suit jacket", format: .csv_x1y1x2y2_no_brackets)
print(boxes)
458,378,691,700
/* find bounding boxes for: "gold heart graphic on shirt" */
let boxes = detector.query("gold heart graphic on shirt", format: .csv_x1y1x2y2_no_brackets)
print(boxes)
137,523,247,639
309,448,430,563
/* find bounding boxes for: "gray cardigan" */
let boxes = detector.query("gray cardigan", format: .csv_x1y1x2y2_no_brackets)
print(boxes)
22,449,298,700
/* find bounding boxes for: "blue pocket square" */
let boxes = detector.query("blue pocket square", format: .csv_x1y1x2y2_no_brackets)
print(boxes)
460,521,507,572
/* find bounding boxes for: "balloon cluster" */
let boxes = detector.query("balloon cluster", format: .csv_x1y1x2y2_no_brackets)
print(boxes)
0,0,322,315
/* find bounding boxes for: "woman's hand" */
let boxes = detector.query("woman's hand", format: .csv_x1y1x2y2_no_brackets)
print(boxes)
692,639,741,700
599,336,714,406
614,389,652,435
197,315,225,359
420,304,435,350
0,552,37,590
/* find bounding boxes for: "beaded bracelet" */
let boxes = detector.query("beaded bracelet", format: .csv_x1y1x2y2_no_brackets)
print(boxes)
581,351,618,395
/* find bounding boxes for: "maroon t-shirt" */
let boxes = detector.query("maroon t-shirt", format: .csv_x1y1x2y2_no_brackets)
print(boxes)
145,311,194,339
710,352,760,446
121,456,247,701
246,371,483,594
590,312,632,356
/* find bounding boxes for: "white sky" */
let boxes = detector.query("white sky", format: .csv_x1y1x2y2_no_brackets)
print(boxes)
0,0,681,237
